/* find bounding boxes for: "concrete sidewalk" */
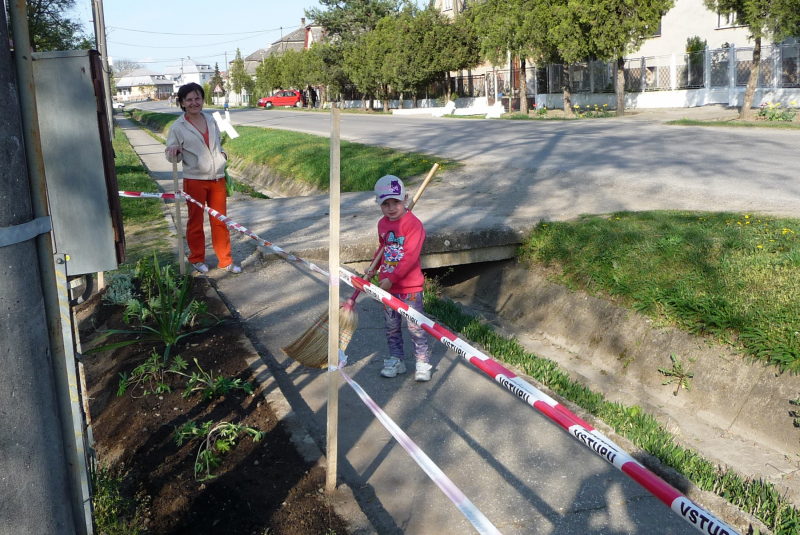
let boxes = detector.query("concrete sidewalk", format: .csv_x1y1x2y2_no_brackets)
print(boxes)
116,114,758,534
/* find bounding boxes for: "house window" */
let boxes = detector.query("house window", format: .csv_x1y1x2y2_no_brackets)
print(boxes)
652,18,662,37
442,0,453,10
717,12,739,28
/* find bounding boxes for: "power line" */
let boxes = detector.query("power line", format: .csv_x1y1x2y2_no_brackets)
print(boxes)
108,25,287,36
109,30,275,49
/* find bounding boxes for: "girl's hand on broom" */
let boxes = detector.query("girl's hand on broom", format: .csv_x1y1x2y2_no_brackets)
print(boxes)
364,267,377,280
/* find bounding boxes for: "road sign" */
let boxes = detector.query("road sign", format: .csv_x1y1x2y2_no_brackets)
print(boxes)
214,85,222,93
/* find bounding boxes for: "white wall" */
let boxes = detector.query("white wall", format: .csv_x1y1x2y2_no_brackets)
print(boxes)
636,0,755,58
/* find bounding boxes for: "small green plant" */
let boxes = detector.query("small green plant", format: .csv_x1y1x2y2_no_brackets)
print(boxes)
536,105,547,116
576,104,612,119
103,273,136,305
117,351,188,397
87,253,217,362
174,420,264,480
658,353,695,396
789,395,800,428
181,358,254,401
92,464,145,534
757,101,797,122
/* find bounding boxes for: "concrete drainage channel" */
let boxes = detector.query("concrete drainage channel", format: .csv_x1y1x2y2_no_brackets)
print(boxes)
433,259,800,511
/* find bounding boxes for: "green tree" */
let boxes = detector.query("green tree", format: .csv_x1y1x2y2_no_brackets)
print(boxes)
8,0,92,52
229,48,254,96
305,41,350,103
436,9,481,102
703,0,800,119
209,63,225,97
280,49,306,90
465,0,536,113
343,37,379,110
578,0,674,116
362,18,396,111
306,0,399,40
255,54,283,96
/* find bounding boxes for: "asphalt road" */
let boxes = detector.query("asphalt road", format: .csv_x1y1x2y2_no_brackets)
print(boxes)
137,100,800,219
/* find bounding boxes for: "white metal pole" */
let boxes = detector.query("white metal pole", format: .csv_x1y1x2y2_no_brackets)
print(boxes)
326,104,341,493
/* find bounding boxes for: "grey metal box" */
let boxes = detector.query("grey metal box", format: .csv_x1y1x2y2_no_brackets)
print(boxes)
32,50,123,276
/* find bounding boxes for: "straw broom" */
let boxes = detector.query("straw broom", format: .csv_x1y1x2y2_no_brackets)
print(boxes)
282,163,440,368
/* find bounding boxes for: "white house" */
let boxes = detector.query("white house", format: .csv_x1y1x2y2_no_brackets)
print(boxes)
164,58,214,94
115,68,173,102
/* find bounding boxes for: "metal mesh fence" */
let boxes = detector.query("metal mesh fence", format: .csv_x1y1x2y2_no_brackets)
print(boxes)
709,49,729,87
781,43,800,87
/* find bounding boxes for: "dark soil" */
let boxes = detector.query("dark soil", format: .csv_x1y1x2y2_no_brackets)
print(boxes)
76,276,348,535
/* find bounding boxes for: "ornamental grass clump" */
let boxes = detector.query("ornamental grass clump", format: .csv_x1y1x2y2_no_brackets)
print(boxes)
88,253,217,362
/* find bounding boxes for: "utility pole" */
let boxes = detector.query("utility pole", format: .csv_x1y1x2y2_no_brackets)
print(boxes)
3,2,84,534
91,0,113,138
224,51,228,106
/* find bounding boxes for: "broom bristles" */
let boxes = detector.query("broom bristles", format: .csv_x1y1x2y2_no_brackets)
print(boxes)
282,299,359,369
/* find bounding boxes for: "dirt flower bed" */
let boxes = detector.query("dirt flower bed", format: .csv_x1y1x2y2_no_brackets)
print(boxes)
77,275,347,535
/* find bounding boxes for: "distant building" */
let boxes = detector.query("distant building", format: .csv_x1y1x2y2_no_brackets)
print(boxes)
164,58,214,94
115,68,173,102
241,19,324,75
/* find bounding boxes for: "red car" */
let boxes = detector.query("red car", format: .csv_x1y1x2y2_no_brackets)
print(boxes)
258,90,305,108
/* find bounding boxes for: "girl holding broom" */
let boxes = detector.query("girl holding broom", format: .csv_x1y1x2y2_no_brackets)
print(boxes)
365,175,431,382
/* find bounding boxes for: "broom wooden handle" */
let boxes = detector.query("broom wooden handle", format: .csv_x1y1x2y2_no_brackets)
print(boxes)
407,162,438,211
347,162,439,304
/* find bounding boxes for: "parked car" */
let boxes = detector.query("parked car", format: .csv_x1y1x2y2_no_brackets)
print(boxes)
258,90,305,109
112,101,125,109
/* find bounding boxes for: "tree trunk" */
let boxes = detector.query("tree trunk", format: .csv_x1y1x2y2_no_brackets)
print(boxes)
413,93,418,108
361,95,366,111
399,91,404,110
740,36,761,120
445,72,452,102
382,84,389,112
562,63,572,115
616,56,625,117
520,57,528,114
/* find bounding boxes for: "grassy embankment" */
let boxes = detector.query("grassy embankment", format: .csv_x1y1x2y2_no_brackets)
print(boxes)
113,122,173,266
128,110,454,192
424,210,800,533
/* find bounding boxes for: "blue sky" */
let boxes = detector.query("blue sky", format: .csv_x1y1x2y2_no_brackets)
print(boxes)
73,0,321,73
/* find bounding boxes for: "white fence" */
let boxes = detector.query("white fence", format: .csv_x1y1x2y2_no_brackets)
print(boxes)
537,43,800,109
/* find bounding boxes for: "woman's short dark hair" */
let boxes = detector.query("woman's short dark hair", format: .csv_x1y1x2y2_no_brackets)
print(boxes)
176,82,204,110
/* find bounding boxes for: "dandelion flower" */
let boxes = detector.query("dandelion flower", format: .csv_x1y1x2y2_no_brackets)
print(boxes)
757,245,763,249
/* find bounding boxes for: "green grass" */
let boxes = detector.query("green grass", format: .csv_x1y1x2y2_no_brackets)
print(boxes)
423,291,800,534
128,108,178,133
114,126,165,226
223,125,455,192
667,118,800,129
92,465,145,535
113,122,173,266
518,211,800,372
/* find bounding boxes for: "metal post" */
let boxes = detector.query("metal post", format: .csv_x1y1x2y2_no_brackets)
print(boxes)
7,1,90,533
670,53,677,90
704,46,711,91
91,0,113,138
729,44,737,106
326,104,340,493
1,9,80,535
641,57,647,92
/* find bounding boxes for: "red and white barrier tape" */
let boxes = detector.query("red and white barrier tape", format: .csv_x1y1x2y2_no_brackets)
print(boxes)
339,269,740,535
339,366,501,535
118,188,741,535
119,191,181,199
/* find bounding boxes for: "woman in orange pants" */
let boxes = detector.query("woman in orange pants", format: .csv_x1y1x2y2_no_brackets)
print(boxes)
165,82,241,274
